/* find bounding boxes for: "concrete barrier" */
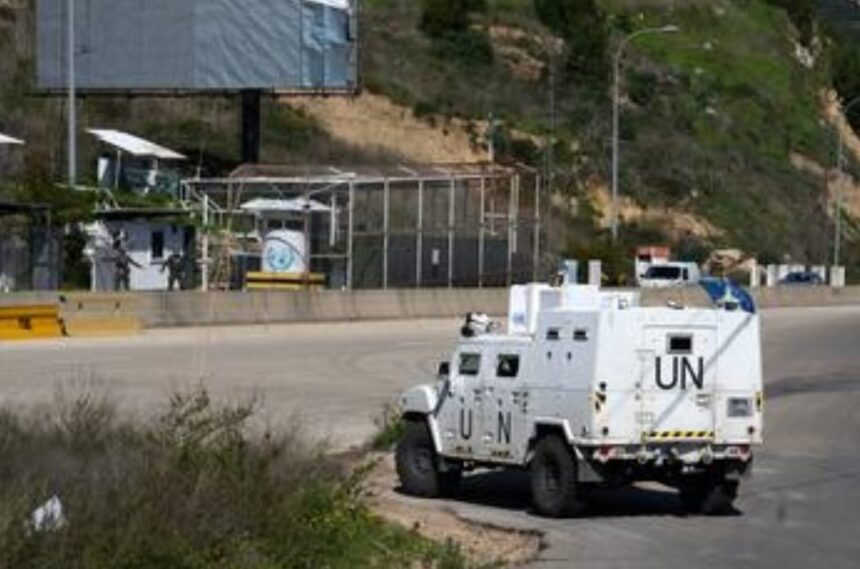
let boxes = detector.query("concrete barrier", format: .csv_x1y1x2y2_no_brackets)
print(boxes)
0,286,858,331
60,293,143,337
0,305,63,341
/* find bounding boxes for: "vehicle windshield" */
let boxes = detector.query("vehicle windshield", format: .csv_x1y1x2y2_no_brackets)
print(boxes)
645,266,682,280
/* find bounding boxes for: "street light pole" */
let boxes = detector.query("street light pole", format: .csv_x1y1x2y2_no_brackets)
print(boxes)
611,25,678,242
835,96,860,267
67,0,77,188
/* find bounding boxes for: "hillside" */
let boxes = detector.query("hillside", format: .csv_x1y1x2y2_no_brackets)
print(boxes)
2,0,860,276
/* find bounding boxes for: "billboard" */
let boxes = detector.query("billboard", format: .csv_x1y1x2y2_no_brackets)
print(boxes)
37,0,357,93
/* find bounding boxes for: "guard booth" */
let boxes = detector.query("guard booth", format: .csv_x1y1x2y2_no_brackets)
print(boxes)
239,198,331,290
84,209,196,292
89,129,187,197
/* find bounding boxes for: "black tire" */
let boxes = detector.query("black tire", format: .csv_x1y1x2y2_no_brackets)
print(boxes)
396,421,448,498
530,435,586,518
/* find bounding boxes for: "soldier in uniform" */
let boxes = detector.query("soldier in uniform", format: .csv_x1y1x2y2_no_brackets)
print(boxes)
160,251,185,291
112,242,141,292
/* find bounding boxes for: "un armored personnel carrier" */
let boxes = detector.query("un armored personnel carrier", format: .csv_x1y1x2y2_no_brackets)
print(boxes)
396,283,763,517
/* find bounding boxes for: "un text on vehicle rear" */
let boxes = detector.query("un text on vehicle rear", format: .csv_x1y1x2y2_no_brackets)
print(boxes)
396,283,763,517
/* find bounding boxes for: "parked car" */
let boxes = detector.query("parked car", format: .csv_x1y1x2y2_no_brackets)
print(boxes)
779,271,824,286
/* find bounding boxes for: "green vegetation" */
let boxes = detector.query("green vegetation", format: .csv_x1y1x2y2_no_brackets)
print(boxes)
371,403,407,451
363,0,860,271
0,388,467,568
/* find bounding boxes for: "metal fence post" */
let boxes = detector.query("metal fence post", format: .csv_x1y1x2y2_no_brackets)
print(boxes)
416,179,424,288
347,182,355,290
479,176,486,288
448,177,455,288
383,179,390,290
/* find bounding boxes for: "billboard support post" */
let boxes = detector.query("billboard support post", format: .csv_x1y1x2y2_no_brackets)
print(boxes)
66,0,76,187
241,90,262,164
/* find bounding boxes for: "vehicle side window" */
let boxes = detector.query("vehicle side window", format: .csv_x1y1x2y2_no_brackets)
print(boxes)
458,353,481,376
496,355,520,379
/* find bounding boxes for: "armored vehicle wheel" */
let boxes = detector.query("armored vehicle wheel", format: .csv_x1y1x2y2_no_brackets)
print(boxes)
530,435,586,518
396,421,459,498
680,477,738,516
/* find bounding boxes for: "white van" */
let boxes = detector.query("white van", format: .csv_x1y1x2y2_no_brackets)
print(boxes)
639,262,701,288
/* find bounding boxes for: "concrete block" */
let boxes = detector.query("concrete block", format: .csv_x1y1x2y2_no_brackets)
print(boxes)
766,265,778,287
749,262,760,288
588,261,602,287
830,266,846,288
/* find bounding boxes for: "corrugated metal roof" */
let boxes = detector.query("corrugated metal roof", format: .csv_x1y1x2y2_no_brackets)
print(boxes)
0,133,25,145
88,129,186,160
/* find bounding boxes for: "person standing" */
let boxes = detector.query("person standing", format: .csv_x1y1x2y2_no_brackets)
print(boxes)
112,245,142,292
160,251,185,291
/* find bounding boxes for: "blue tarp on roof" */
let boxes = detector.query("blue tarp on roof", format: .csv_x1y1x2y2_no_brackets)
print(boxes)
700,278,757,314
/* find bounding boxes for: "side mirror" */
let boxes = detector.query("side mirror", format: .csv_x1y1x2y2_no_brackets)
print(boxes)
437,362,450,378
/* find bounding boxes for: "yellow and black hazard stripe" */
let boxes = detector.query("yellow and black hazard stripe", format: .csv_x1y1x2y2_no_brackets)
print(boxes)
645,430,715,441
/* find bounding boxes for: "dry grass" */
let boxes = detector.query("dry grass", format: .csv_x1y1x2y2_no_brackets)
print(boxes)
0,387,467,568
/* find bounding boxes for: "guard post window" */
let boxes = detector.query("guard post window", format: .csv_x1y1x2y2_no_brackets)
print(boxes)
458,353,481,377
497,355,520,379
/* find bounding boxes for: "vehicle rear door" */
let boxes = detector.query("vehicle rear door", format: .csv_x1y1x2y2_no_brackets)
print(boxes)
638,326,717,441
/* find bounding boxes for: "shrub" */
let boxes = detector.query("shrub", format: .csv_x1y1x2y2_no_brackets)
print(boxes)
0,388,466,568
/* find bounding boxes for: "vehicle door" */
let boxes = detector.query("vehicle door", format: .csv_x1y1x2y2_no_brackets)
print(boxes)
638,327,717,440
436,349,485,458
478,346,529,463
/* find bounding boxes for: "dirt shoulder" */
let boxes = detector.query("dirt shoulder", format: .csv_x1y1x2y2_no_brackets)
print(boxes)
364,452,542,567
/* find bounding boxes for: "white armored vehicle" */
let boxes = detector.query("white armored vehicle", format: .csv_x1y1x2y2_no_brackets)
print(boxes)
396,283,763,517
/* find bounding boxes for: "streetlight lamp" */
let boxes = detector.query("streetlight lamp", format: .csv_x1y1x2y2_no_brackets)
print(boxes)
835,96,860,267
611,25,679,242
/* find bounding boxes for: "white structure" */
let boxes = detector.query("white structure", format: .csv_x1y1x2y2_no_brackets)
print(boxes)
634,246,671,285
0,133,25,146
397,283,763,517
587,260,602,287
241,198,332,274
639,262,702,288
85,215,192,291
765,265,779,287
89,129,186,194
830,266,846,288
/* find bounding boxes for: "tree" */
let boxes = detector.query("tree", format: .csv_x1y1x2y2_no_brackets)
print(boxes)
533,0,609,82
419,0,486,38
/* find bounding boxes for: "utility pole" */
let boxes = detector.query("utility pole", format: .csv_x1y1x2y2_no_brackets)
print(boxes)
611,25,678,242
67,0,77,187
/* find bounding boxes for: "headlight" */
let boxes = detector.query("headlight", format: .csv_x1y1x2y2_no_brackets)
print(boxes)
727,397,753,418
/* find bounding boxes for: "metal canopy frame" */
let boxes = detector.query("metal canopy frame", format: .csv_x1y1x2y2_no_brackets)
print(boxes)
184,163,542,290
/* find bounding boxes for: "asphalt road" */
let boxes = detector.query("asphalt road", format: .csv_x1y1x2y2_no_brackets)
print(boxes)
1,307,859,567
